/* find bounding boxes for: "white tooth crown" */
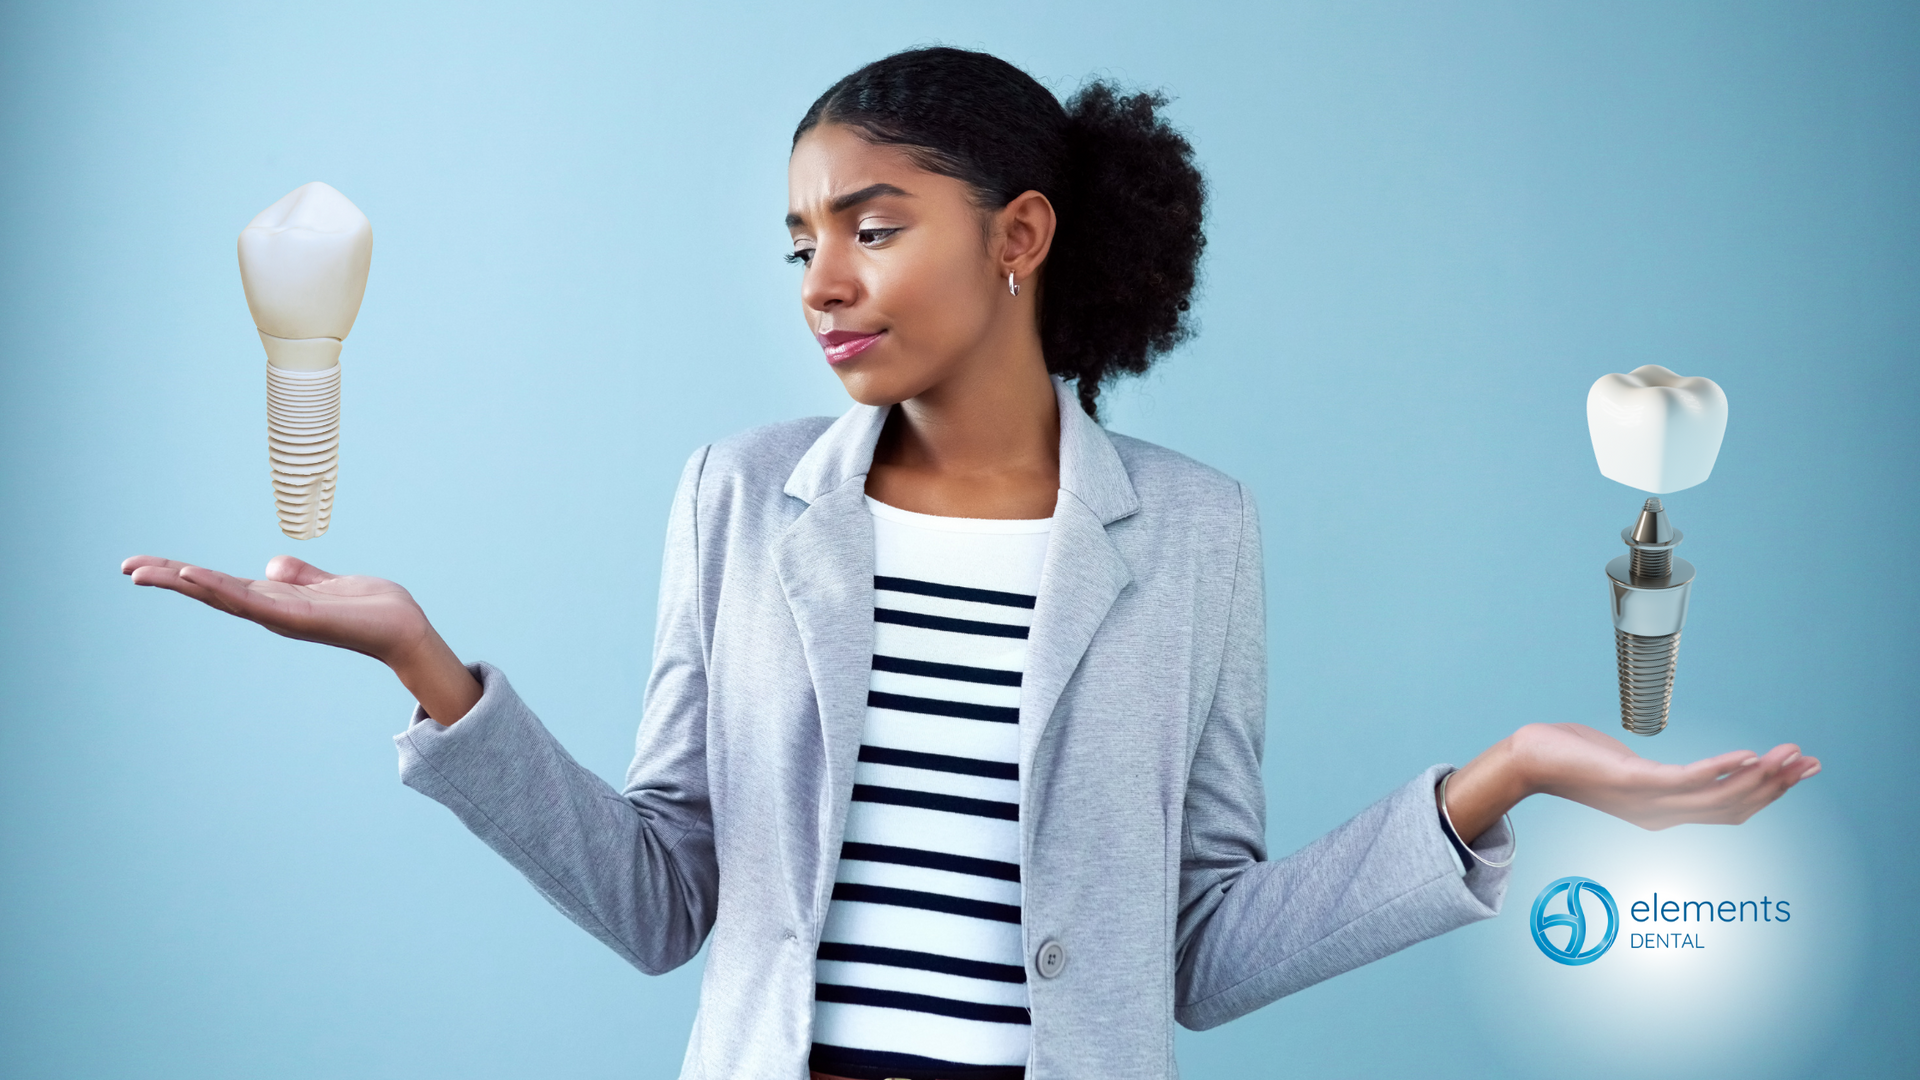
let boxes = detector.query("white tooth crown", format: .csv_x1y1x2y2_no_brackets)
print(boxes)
237,181,372,346
238,182,371,539
1587,365,1728,494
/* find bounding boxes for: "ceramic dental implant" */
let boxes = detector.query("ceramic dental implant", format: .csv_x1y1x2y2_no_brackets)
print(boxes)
1606,498,1693,735
1586,365,1729,736
237,182,373,539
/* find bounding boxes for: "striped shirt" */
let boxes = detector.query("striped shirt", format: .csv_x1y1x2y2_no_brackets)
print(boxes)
809,497,1052,1080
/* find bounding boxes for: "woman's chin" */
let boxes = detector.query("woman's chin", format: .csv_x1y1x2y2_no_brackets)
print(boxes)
831,363,934,409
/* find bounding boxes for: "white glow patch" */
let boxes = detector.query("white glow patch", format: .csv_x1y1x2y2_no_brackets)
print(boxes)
1470,785,1865,1080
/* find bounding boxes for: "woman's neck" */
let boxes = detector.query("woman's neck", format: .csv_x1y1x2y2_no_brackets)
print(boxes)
864,352,1061,519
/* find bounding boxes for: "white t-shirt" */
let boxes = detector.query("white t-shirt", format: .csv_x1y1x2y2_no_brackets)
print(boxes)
808,497,1052,1078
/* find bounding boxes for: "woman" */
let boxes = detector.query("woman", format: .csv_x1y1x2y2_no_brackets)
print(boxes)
124,48,1817,1080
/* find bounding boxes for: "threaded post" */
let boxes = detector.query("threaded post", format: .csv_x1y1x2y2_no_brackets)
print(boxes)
1630,545,1670,579
1615,628,1680,735
1626,496,1672,579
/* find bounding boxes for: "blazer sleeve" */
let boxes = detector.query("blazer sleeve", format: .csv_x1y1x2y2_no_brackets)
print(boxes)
1170,482,1515,1031
393,446,719,975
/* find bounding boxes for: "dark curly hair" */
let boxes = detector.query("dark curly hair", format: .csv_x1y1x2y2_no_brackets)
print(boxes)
794,47,1206,419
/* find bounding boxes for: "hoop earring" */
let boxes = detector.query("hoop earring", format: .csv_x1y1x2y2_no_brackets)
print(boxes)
1008,272,1020,297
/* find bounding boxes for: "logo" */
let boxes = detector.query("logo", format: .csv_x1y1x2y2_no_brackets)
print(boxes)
1530,876,1619,965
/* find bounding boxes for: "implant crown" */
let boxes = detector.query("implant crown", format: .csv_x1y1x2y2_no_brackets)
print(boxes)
237,181,373,342
1586,365,1728,494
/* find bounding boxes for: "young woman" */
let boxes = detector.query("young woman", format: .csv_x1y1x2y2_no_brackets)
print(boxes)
124,48,1817,1080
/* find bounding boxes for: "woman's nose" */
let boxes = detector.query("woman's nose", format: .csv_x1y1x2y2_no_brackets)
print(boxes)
800,241,859,314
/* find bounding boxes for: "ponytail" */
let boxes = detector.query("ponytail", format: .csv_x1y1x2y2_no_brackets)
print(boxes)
794,48,1206,418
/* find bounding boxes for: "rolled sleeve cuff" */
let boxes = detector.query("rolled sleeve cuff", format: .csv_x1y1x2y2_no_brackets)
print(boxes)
1430,764,1515,906
393,661,530,803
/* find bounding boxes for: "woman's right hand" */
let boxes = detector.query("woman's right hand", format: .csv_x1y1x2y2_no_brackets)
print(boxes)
121,554,483,723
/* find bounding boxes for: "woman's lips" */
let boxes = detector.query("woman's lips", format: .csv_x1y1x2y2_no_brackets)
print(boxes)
815,329,885,365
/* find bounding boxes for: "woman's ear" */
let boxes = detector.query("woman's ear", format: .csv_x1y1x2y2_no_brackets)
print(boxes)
995,190,1057,281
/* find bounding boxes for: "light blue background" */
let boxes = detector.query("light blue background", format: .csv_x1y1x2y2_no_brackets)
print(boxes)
2,2,1913,1077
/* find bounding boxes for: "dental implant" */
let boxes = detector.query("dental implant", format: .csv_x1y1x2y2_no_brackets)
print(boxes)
238,182,372,540
1606,498,1693,735
1586,365,1728,737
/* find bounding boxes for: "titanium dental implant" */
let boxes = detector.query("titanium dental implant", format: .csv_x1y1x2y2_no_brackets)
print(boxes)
1585,365,1729,737
1606,498,1693,735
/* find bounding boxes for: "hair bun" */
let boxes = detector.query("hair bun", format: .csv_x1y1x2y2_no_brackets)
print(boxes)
1048,83,1206,416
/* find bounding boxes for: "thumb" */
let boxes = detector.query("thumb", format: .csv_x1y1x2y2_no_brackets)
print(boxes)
265,555,333,586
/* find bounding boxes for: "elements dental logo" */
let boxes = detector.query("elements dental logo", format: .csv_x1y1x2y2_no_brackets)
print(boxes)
1530,876,1619,965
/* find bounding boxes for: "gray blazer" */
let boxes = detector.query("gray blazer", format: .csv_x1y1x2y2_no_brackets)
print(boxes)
395,378,1512,1079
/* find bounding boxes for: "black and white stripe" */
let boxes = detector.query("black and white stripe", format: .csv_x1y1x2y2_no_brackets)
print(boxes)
810,500,1050,1078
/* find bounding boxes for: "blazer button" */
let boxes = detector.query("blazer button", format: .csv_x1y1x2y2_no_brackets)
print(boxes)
1035,939,1067,979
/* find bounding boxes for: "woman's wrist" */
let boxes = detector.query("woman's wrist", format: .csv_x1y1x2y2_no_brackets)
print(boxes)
383,623,483,725
1437,733,1536,846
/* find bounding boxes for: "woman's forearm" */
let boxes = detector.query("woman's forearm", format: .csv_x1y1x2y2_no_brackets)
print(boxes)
384,624,483,725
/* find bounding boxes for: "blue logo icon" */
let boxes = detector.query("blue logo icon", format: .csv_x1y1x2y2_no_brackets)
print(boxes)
1530,876,1618,965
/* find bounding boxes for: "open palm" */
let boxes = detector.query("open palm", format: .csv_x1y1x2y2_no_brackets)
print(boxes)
121,554,430,662
1514,721,1817,830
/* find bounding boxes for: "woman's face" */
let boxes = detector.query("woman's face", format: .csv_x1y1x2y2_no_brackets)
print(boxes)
787,123,1029,407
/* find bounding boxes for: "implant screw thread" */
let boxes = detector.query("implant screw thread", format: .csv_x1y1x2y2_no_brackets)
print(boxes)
1616,627,1681,735
1629,544,1670,579
1615,496,1682,736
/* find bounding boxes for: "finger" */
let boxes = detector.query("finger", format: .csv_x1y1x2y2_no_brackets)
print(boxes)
1765,748,1816,794
1721,744,1800,785
1717,746,1796,794
1733,753,1821,821
1773,754,1820,783
1696,746,1813,821
122,555,190,575
1749,746,1808,792
128,564,235,610
1759,744,1804,780
265,555,333,586
175,565,275,617
127,564,185,588
1685,749,1762,783
1614,749,1746,798
128,563,238,597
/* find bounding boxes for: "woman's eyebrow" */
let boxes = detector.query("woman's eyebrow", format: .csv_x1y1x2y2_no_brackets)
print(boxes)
785,183,913,227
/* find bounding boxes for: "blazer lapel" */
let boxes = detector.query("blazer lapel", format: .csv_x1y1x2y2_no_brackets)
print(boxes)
1018,380,1140,801
1018,493,1131,773
776,403,888,913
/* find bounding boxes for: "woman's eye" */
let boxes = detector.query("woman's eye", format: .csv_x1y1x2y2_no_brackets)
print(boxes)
784,248,814,266
857,228,900,246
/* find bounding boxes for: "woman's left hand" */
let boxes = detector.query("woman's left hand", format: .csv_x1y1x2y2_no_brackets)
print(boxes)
1441,722,1821,844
